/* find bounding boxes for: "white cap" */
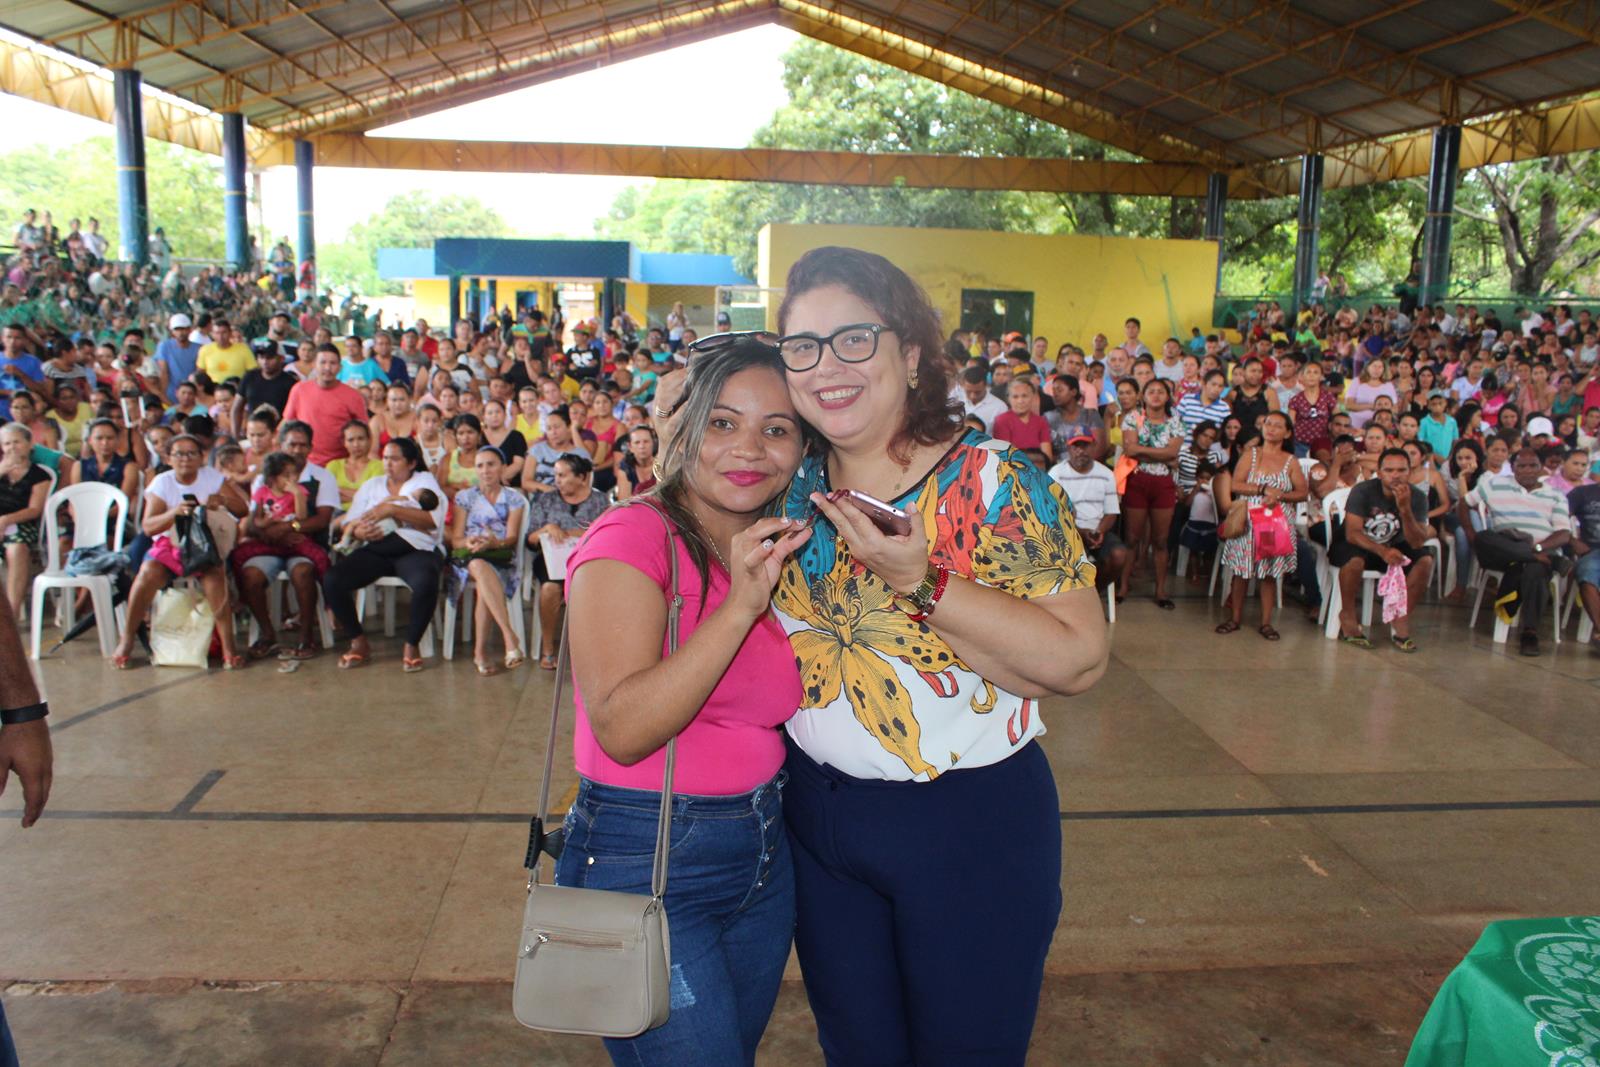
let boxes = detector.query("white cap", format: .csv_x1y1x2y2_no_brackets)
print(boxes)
1526,416,1555,436
169,313,193,328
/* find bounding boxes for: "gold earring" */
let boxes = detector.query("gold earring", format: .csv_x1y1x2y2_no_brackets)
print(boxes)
907,364,920,390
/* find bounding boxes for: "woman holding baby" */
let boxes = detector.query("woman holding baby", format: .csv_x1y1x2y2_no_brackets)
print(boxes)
322,436,448,672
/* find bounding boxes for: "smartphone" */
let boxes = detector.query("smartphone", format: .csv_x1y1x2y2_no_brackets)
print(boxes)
182,494,199,506
830,489,913,536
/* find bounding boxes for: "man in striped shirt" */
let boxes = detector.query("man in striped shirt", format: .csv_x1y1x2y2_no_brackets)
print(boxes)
1459,448,1574,656
1174,370,1230,441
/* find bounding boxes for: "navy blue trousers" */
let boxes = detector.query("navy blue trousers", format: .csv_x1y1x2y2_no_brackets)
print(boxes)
783,738,1062,1067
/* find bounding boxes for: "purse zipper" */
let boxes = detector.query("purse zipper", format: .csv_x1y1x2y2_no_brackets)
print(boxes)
521,930,627,958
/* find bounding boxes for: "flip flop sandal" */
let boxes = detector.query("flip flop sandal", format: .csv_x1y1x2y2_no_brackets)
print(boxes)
1214,619,1241,634
539,654,558,670
246,637,279,660
504,648,526,670
281,641,321,661
1338,632,1373,649
1258,625,1281,641
221,653,248,671
402,655,425,674
338,651,370,670
1390,635,1418,653
1155,598,1176,610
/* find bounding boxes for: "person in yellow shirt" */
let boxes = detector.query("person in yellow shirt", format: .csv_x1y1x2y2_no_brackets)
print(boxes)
513,385,542,442
49,383,95,455
196,320,253,382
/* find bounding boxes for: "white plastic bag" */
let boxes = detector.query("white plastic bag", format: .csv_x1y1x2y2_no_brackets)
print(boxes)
150,586,214,668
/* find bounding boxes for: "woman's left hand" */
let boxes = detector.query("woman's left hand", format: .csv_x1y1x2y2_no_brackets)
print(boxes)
809,491,929,594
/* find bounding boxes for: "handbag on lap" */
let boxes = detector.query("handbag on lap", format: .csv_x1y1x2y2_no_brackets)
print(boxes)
512,501,681,1038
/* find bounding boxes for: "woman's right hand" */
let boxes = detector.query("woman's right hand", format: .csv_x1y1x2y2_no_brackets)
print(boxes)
724,517,812,621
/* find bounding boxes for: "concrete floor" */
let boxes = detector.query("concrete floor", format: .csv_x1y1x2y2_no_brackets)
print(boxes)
4,591,1599,1065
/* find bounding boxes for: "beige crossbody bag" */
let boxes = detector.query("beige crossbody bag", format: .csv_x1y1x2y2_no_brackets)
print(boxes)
512,501,682,1038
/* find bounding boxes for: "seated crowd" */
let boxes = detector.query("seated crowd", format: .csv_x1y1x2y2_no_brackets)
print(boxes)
0,259,699,673
961,299,1600,656
4,219,1599,667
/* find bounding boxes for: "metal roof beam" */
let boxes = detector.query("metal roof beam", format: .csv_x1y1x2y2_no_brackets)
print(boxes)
0,34,269,156
1234,94,1600,194
40,0,345,71
1211,8,1549,147
872,0,1370,159
252,132,1215,194
776,0,1223,163
1488,0,1600,48
1117,0,1512,130
314,7,778,134
166,0,765,127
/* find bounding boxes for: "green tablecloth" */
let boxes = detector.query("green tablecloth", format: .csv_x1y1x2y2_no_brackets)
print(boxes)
1406,916,1600,1067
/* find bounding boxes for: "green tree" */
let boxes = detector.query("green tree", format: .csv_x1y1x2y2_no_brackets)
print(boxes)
0,136,226,259
319,190,512,295
1457,153,1600,295
600,37,1599,300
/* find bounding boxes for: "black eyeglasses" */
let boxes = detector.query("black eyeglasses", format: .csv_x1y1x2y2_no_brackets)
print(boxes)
684,330,778,358
774,323,892,372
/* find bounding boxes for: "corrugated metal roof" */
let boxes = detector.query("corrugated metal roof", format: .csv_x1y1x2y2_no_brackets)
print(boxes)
3,0,1596,167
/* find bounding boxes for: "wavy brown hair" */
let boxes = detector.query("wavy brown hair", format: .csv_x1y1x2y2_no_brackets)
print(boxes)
777,246,960,465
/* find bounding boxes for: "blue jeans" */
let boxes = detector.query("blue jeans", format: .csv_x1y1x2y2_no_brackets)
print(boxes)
0,997,18,1067
1576,549,1600,589
555,772,794,1067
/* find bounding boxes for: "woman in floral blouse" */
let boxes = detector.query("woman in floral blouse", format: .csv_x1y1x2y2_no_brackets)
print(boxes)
770,246,1109,1066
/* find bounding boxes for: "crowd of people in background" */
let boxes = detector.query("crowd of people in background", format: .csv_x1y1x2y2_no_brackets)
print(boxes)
3,207,1599,666
963,291,1600,656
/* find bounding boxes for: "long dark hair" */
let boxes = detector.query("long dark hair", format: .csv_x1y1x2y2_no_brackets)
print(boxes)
777,246,959,464
652,338,788,605
386,434,426,474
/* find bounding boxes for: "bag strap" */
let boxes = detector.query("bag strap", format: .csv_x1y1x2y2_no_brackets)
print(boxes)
527,498,683,903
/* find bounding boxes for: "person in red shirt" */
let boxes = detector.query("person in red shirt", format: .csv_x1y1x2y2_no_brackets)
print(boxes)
283,344,370,465
992,378,1054,460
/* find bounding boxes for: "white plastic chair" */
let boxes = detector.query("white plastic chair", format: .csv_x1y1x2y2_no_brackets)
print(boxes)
29,483,128,658
1320,486,1384,640
442,491,530,660
1464,502,1563,644
246,570,335,648
355,577,437,658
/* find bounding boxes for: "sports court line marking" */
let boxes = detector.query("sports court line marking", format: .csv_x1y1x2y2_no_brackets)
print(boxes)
171,770,227,814
17,797,1600,824
49,673,212,733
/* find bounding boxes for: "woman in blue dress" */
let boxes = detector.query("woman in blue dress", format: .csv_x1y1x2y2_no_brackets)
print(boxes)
444,445,527,674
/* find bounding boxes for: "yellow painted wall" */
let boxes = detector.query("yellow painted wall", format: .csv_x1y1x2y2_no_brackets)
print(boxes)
406,276,555,330
412,279,450,326
757,223,1219,346
625,281,650,324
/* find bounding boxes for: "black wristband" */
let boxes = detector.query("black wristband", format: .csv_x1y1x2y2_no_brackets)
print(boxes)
1,702,49,726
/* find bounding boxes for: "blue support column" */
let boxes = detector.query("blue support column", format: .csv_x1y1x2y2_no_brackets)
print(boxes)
599,278,615,337
467,277,481,328
222,113,249,273
485,280,497,326
294,140,315,270
1203,173,1228,293
448,275,462,332
1291,153,1324,319
1421,125,1462,308
112,69,148,265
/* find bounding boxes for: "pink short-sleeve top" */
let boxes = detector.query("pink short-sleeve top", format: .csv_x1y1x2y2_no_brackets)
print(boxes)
565,503,801,796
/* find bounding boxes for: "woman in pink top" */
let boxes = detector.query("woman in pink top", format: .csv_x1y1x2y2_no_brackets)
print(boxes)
557,338,812,1066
